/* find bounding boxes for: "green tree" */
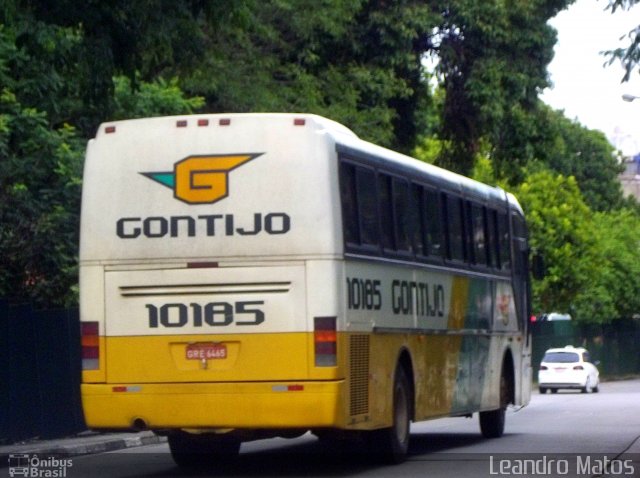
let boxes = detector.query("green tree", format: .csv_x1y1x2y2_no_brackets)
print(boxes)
430,0,569,174
513,104,625,211
451,98,625,212
588,209,640,321
112,76,204,119
513,164,640,323
513,167,595,317
0,16,204,307
0,22,85,307
605,0,640,81
180,0,438,153
10,0,249,135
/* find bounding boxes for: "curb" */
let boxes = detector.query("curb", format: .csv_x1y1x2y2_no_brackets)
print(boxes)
0,432,167,468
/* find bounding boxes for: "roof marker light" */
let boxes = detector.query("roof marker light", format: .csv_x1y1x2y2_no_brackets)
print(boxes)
197,119,210,127
219,118,231,126
294,118,306,126
187,262,219,269
105,126,116,134
176,120,188,127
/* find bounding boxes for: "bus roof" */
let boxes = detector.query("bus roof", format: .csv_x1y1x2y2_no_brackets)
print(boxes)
95,112,523,214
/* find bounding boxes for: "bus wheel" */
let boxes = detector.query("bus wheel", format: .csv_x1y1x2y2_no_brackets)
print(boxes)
369,366,411,464
479,370,508,438
168,432,240,468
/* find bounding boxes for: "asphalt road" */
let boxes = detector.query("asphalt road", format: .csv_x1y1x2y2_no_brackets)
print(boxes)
66,379,640,478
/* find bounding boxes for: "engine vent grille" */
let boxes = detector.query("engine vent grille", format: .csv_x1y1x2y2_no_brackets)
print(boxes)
349,335,370,416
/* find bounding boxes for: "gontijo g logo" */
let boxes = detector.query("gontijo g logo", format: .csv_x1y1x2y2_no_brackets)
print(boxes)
141,153,263,205
117,151,291,239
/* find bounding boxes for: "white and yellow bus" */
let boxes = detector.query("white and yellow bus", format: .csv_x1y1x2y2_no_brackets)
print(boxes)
80,113,533,466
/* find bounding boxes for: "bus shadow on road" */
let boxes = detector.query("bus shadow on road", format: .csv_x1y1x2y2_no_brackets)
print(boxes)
135,433,490,477
408,432,486,456
148,439,377,477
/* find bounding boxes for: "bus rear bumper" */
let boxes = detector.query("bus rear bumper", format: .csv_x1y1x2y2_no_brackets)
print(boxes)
81,380,345,431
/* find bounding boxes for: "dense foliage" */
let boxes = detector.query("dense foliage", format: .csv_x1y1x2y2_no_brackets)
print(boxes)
605,0,640,81
512,167,640,323
1,0,638,323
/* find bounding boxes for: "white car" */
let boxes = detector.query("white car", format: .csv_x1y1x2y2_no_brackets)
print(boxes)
538,346,600,394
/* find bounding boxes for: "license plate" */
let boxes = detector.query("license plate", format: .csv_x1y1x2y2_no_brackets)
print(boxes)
186,343,227,360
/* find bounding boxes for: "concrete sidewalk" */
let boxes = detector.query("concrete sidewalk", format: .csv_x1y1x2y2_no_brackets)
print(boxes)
0,431,167,467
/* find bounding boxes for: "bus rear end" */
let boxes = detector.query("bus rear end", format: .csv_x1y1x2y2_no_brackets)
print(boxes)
79,114,350,441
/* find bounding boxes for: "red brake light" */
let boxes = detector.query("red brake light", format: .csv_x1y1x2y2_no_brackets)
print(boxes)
81,321,99,335
81,321,100,370
314,317,337,367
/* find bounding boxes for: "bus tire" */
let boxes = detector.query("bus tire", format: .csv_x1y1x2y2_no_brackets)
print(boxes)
168,432,240,468
369,365,411,464
480,369,508,438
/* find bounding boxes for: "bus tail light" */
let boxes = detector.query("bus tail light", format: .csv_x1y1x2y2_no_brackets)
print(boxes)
81,322,100,370
314,317,337,367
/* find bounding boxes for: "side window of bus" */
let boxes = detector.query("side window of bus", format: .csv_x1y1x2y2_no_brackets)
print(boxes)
512,213,528,275
444,194,465,262
392,177,411,253
424,188,443,258
410,184,425,257
486,208,499,269
471,203,488,266
511,212,529,327
355,167,379,248
339,161,360,246
378,174,395,251
512,213,527,239
498,212,511,270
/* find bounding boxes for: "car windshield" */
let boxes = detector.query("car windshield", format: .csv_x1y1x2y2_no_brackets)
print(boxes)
543,352,579,363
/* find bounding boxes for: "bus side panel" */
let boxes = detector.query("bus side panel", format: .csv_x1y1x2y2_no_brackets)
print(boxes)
344,260,524,425
412,335,463,420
